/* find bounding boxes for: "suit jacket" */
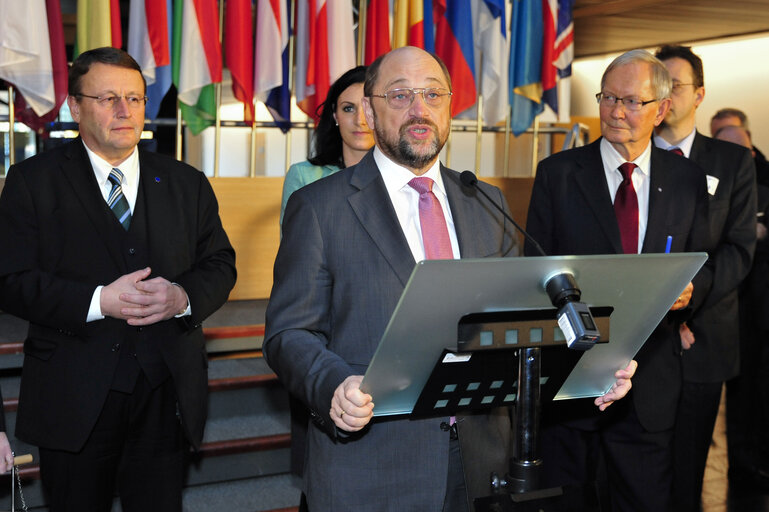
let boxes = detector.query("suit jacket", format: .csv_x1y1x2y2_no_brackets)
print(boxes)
264,151,518,511
0,139,236,451
525,139,709,432
683,132,756,383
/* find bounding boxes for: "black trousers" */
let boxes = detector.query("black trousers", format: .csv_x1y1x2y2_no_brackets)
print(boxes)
39,373,186,512
672,380,723,512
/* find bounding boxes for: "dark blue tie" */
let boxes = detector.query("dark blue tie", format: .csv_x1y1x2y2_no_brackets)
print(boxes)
108,168,132,230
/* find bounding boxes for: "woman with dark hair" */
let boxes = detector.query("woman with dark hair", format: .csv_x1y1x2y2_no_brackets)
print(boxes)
279,65,374,225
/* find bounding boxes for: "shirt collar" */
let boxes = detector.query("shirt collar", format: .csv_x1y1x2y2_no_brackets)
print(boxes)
81,140,140,188
373,146,445,197
600,137,652,177
652,127,697,157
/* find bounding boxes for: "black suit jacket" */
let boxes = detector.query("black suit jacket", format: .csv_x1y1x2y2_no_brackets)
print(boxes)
525,139,709,431
264,151,518,511
683,132,756,383
0,139,236,451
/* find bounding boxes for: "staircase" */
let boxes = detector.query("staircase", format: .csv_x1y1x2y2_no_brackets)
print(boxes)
0,301,302,512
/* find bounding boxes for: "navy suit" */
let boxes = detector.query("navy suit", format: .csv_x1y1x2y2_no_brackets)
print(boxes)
525,139,709,511
264,151,518,511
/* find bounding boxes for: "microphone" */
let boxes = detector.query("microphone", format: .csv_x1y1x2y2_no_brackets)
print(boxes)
460,170,600,350
459,170,547,257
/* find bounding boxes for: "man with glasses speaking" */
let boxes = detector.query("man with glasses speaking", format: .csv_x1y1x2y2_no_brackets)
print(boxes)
525,50,709,510
265,46,635,512
0,47,236,510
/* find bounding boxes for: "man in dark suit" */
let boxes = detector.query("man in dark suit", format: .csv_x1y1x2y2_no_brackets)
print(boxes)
264,46,634,512
653,45,756,511
526,49,710,511
0,48,236,510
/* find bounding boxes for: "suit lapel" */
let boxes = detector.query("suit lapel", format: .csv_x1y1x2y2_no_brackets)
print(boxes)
137,154,173,277
573,141,624,253
347,153,416,287
643,147,673,253
59,139,127,272
688,131,708,165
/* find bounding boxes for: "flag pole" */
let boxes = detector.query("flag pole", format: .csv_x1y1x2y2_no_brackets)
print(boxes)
249,101,257,177
285,0,297,174
357,0,367,66
475,95,483,174
175,99,183,161
213,0,225,178
503,107,511,177
530,115,539,177
8,85,16,167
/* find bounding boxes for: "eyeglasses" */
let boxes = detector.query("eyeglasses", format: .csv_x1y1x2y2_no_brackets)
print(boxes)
75,93,148,109
596,92,658,111
369,88,452,109
671,82,695,92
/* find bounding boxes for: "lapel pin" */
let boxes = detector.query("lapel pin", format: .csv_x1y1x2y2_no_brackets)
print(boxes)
155,176,161,183
658,187,662,192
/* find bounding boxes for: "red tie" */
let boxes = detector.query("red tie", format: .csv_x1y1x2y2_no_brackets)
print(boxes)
408,177,454,260
669,147,684,156
615,162,639,254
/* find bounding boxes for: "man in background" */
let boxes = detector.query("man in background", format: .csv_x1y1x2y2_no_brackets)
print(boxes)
0,47,236,510
653,44,756,511
711,107,769,186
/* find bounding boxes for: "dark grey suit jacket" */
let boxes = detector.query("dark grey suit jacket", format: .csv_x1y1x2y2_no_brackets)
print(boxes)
0,139,236,451
264,151,518,511
525,139,709,432
684,132,756,383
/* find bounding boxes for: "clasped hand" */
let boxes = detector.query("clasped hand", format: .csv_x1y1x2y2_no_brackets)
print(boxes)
100,267,188,326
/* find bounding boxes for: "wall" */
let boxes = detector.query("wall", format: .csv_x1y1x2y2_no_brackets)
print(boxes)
570,32,769,151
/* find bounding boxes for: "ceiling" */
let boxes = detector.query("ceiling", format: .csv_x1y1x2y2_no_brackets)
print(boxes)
573,0,769,58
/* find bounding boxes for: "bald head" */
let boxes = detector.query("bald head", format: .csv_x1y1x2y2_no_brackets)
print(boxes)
714,125,752,150
364,46,452,97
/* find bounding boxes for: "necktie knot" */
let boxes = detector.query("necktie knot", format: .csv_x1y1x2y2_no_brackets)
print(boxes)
109,167,124,186
668,147,684,156
618,162,635,183
408,176,434,195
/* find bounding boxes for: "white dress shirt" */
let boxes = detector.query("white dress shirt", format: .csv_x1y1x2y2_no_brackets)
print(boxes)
373,147,461,261
600,138,652,254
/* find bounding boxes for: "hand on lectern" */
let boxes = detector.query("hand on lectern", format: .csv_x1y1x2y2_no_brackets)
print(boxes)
593,360,638,411
330,375,375,432
670,281,694,311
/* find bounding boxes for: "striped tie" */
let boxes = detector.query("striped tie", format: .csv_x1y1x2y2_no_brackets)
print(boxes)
108,168,132,230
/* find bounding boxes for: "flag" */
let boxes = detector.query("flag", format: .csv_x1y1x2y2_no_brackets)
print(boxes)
423,0,435,52
434,0,476,117
295,0,355,121
474,0,508,125
226,0,254,123
365,0,391,64
75,0,122,57
541,0,573,117
393,0,424,49
509,0,544,136
0,0,67,133
255,0,291,131
172,0,223,135
128,0,173,119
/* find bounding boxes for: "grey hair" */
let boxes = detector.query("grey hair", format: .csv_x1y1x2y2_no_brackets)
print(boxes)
601,49,672,100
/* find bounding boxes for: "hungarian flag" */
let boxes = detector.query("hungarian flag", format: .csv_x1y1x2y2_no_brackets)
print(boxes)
172,0,222,135
128,0,173,119
295,0,355,121
0,0,67,133
434,0,477,117
365,0,390,64
74,0,122,57
255,0,291,131
226,0,254,124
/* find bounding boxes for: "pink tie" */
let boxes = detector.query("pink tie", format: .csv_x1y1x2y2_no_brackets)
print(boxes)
408,177,454,260
614,162,639,254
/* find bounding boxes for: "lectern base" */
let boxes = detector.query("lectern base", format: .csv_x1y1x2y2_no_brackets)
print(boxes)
474,482,605,512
